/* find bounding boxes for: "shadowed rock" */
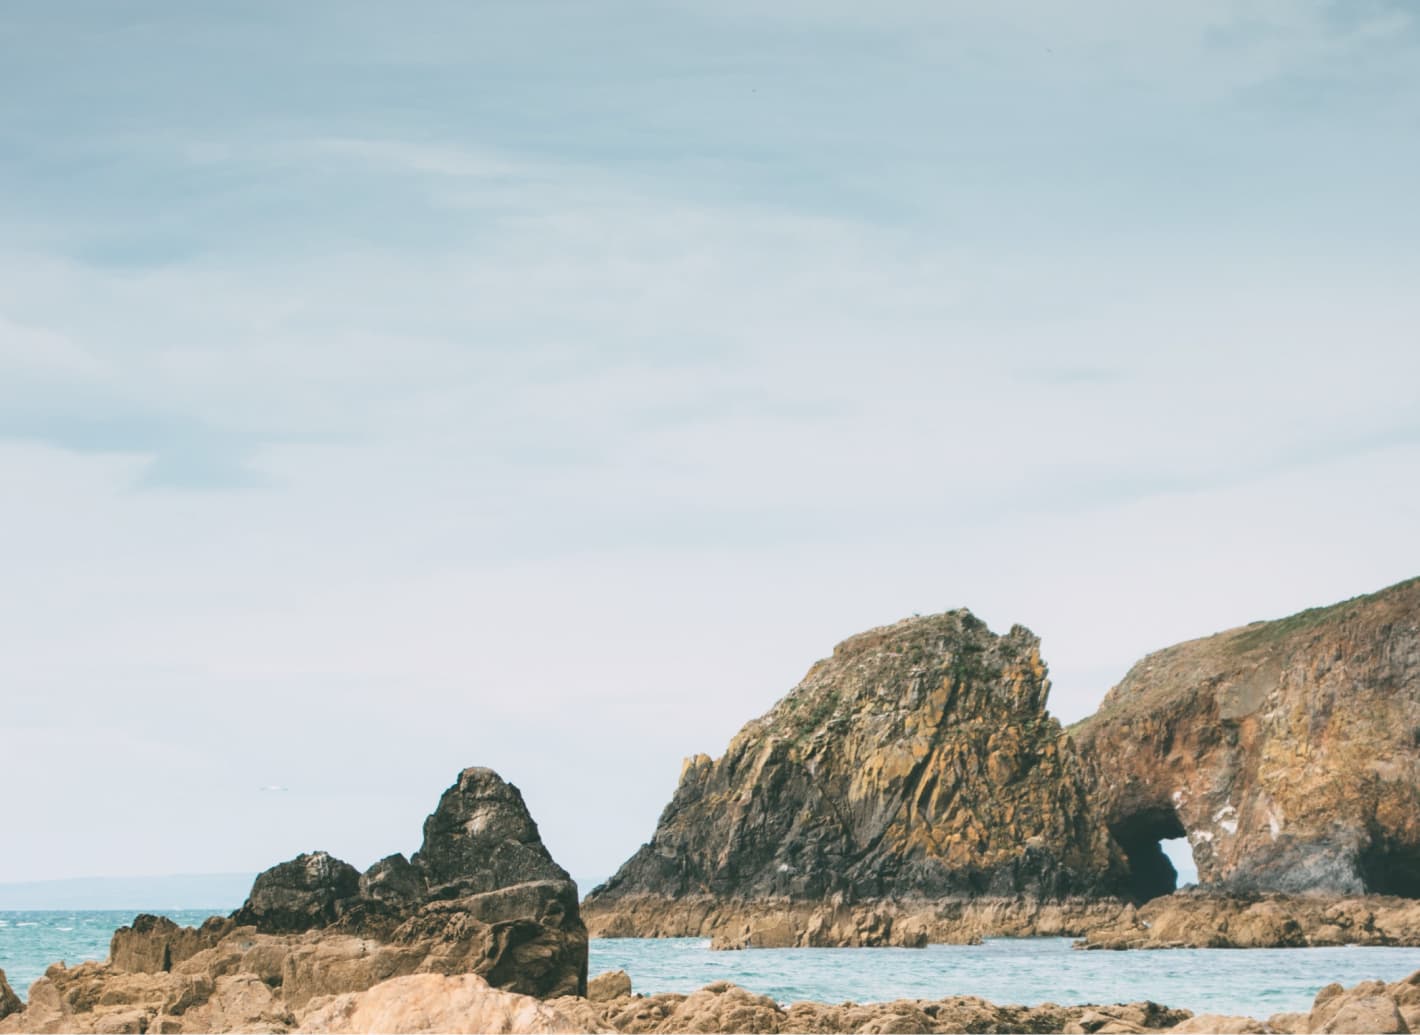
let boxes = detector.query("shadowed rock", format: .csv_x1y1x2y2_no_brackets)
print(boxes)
232,853,361,934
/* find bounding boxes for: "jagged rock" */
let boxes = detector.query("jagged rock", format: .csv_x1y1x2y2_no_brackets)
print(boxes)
221,767,586,998
587,970,632,1002
585,611,1126,944
0,971,21,1022
110,915,233,973
412,768,572,896
1074,576,1420,897
233,852,363,934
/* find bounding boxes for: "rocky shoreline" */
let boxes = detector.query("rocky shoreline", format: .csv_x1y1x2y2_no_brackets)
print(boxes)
583,890,1420,951
6,957,1419,1034
2,578,1419,1032
586,578,1420,951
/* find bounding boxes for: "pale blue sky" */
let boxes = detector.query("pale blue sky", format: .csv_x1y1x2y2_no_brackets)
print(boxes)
2,2,1418,890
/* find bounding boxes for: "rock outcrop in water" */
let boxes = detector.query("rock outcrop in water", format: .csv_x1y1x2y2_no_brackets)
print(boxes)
1075,889,1420,949
584,611,1127,945
588,577,1420,947
0,767,586,1033
1073,576,1420,900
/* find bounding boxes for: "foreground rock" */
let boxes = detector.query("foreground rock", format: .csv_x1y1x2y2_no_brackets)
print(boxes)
299,973,594,1034
1076,890,1420,949
230,767,586,998
550,979,1195,1034
585,611,1127,945
1074,576,1420,898
0,767,585,1033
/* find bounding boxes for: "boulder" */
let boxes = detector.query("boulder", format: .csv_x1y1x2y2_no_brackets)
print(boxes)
587,970,632,1002
232,852,363,934
294,973,595,1034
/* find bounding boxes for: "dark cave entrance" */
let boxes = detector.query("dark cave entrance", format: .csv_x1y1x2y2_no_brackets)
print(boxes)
1359,836,1420,898
1112,806,1188,903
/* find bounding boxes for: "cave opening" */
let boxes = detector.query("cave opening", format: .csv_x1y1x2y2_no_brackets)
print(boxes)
1111,806,1188,903
1359,836,1420,898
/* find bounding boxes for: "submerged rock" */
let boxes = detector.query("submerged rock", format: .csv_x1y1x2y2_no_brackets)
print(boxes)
1074,576,1420,898
585,611,1126,945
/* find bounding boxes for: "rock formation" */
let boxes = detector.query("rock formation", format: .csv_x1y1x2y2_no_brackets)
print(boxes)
0,767,586,1034
1075,890,1420,949
584,610,1127,945
231,766,586,998
548,979,1197,1035
1073,576,1420,899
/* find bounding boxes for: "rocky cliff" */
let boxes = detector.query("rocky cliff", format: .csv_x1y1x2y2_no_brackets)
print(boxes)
1073,576,1420,900
584,610,1126,943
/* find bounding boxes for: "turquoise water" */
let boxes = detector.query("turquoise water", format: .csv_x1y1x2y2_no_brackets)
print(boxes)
1,910,218,997
590,937,1420,1017
3,912,1419,1018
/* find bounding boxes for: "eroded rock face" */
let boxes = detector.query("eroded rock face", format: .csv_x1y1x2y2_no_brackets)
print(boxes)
0,972,21,1022
585,610,1126,943
228,767,585,998
1074,577,1420,898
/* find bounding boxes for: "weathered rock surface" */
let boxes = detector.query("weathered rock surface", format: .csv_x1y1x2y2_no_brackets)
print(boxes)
233,852,362,934
549,980,1196,1034
0,767,586,1033
1076,890,1420,949
0,972,21,1023
297,973,596,1034
232,766,585,998
585,611,1126,944
1073,577,1420,899
587,971,632,1002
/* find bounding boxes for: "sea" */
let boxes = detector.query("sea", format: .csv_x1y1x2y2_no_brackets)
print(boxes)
3,910,1420,1019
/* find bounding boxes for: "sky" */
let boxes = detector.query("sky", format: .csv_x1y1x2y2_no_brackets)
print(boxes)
2,1,1418,895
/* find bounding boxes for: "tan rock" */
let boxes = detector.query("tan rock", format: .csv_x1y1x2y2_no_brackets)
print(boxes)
587,971,632,1002
294,972,595,1033
1169,1015,1269,1033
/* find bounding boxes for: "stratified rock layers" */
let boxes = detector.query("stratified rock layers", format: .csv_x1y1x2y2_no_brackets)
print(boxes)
585,611,1126,942
1074,576,1420,898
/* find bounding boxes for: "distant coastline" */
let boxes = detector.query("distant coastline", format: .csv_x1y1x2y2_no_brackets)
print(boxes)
0,874,254,911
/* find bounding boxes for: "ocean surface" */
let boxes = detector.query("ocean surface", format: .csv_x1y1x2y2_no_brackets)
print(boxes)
3,911,1420,1018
